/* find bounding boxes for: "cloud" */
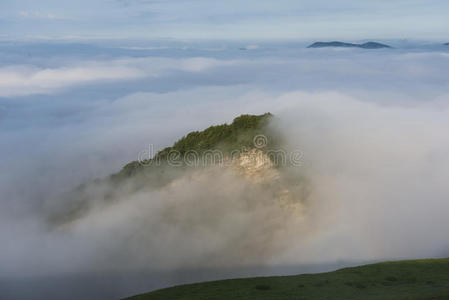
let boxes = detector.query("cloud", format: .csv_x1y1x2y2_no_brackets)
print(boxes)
2,43,449,298
18,11,75,20
3,86,449,274
0,64,143,97
1,0,449,40
0,57,238,97
268,91,449,264
4,48,449,99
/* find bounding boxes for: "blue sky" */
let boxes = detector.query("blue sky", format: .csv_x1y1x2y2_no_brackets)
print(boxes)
1,0,449,40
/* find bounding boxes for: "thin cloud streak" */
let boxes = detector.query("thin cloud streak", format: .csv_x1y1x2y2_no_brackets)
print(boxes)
0,57,239,97
1,0,449,39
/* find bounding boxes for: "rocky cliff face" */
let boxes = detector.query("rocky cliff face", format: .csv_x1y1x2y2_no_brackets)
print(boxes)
233,149,303,216
235,149,278,181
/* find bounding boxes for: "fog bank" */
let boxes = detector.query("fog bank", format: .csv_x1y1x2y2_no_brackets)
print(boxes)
1,41,449,299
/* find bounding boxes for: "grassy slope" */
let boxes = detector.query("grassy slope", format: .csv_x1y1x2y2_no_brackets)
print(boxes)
124,258,449,300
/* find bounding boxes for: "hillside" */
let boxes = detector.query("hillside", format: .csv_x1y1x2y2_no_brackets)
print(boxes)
308,41,392,49
115,113,274,180
124,258,449,300
48,113,275,225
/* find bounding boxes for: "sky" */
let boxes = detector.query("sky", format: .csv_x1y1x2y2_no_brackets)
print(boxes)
1,0,449,40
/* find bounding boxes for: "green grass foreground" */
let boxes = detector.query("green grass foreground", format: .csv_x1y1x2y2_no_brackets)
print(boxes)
123,258,449,300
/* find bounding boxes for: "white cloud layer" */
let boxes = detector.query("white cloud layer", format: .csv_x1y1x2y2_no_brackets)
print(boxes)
1,42,449,299
0,57,239,97
0,65,142,96
1,87,449,293
18,11,73,20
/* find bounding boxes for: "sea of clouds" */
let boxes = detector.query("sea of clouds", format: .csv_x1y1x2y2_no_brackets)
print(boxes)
1,40,449,299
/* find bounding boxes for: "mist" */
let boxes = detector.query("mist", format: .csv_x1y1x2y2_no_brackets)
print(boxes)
1,40,449,299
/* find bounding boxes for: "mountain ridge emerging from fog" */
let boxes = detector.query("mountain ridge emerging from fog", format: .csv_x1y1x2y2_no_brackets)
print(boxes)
308,41,392,49
124,258,449,300
115,113,273,179
49,113,275,224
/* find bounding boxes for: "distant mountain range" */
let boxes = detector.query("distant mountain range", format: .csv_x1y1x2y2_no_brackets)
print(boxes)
308,41,392,49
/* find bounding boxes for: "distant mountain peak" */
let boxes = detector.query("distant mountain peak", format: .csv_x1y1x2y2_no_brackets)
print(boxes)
360,42,392,49
308,41,392,49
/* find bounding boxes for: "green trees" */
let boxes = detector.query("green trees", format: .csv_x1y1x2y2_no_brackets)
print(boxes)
166,113,272,156
117,113,273,177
